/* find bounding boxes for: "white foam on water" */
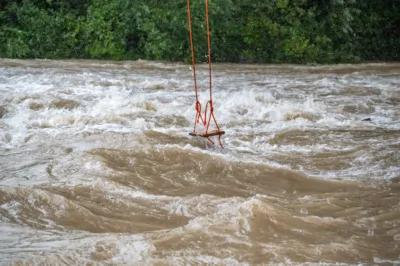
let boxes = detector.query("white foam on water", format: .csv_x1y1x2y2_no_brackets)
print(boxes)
1,60,399,181
0,224,155,265
157,255,246,265
156,142,294,172
373,258,400,265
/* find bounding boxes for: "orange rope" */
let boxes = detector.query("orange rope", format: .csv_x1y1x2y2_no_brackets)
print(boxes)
186,0,204,130
187,0,224,148
205,0,212,102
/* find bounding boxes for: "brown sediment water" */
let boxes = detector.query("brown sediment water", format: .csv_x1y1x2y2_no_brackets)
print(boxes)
0,59,399,265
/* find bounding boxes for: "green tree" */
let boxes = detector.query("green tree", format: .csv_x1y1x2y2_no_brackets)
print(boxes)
0,0,398,63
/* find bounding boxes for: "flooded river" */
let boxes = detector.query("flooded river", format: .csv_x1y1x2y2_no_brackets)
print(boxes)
0,59,399,265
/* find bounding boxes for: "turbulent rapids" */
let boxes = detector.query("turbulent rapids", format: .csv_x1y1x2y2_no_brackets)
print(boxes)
0,59,399,265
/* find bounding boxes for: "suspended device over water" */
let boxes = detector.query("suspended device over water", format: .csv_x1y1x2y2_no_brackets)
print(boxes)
186,0,225,148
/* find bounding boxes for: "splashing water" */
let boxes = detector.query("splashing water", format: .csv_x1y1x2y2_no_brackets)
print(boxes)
0,59,399,265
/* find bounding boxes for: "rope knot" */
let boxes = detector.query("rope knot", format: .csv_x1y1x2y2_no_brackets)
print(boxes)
195,101,201,112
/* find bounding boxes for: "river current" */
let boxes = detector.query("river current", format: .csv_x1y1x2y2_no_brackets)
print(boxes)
0,59,399,265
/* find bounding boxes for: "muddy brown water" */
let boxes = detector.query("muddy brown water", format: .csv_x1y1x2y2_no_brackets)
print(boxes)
0,59,399,265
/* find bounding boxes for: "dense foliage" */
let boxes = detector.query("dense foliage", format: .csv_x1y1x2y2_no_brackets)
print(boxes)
1,0,399,63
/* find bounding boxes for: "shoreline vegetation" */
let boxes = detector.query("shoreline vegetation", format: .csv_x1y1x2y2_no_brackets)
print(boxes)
1,1,399,64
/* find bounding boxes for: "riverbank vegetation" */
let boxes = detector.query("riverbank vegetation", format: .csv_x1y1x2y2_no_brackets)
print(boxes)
0,0,399,63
